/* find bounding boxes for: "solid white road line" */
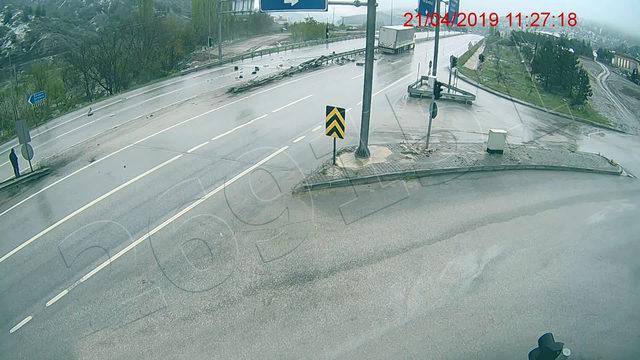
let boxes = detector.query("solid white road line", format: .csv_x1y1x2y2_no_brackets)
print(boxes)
46,146,288,306
9,316,32,334
292,135,305,143
351,74,364,80
271,95,313,113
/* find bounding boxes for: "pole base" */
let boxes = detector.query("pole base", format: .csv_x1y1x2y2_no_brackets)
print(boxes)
355,145,370,158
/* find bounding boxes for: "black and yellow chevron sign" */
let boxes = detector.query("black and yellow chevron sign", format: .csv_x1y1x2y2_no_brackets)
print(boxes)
325,106,346,139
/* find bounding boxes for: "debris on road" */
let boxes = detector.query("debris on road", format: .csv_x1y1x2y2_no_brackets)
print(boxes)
228,48,367,94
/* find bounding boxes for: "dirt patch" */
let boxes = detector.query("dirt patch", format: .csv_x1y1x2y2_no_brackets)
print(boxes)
621,86,640,100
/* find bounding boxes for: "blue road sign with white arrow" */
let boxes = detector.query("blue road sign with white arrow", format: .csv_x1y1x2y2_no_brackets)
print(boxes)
260,0,327,12
27,90,47,105
418,0,436,15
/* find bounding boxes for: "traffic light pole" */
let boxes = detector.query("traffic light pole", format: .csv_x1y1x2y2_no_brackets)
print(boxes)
425,0,442,150
431,0,441,76
354,0,376,158
425,98,434,150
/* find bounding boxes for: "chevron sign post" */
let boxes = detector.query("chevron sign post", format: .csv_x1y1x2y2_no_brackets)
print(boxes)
325,105,346,165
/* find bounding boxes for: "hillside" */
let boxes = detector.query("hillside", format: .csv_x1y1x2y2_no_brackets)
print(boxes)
1,0,191,69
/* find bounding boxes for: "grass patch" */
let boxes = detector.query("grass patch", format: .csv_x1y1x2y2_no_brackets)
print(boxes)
459,36,610,126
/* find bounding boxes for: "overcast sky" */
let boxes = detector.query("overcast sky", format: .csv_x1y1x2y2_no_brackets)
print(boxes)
309,0,639,35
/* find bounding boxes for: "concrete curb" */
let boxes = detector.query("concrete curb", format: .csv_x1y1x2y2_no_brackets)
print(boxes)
294,163,622,192
0,167,51,192
456,71,626,134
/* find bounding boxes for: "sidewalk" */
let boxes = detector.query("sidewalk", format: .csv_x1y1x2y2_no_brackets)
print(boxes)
294,142,623,192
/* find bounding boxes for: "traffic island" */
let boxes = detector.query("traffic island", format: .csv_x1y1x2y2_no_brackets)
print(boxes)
293,143,623,193
0,167,51,193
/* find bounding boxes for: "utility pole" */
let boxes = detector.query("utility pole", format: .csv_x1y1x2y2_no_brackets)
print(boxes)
207,0,212,63
354,0,376,158
390,0,393,25
217,0,223,61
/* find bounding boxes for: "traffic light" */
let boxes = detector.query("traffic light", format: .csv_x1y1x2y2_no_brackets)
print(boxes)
450,55,458,68
433,81,444,100
528,333,570,360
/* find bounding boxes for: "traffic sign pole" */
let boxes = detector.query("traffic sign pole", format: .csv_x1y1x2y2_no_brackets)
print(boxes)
333,138,336,165
355,0,376,158
425,100,435,150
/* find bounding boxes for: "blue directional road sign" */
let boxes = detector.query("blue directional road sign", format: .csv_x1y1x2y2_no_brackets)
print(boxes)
447,0,460,24
260,0,327,12
418,0,436,16
27,90,47,105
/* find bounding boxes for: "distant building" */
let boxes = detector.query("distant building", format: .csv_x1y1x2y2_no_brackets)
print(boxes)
612,53,639,72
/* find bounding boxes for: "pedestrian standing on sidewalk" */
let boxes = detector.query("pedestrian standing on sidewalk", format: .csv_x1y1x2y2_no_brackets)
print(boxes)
9,148,20,179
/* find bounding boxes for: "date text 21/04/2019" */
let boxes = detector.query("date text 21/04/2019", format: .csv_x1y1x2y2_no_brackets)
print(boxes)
403,12,578,28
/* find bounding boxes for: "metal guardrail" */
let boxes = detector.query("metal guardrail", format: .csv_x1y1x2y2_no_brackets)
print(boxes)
181,34,367,75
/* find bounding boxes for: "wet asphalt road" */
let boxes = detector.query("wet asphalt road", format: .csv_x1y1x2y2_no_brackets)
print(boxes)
1,33,639,359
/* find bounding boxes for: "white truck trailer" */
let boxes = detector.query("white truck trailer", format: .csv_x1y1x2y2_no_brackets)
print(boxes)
378,25,416,54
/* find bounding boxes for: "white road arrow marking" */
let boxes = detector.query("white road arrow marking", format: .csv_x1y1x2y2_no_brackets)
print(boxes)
284,0,299,5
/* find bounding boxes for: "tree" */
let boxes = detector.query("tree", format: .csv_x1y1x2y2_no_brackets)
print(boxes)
21,6,32,22
35,5,46,18
138,0,154,21
570,67,592,105
63,39,97,101
289,17,325,42
3,9,14,24
596,47,614,63
87,27,137,95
